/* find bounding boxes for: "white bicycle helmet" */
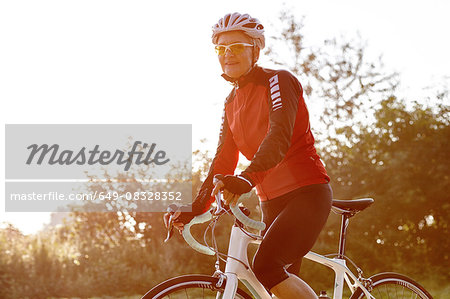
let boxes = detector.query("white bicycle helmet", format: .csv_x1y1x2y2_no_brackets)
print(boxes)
212,13,265,49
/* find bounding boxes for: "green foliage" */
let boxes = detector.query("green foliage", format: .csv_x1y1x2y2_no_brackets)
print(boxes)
321,96,449,290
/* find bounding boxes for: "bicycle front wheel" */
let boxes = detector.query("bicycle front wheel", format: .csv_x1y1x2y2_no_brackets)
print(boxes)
350,272,433,299
142,274,252,299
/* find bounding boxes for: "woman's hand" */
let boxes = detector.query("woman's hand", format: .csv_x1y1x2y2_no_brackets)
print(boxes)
212,178,241,207
163,204,197,234
163,209,185,233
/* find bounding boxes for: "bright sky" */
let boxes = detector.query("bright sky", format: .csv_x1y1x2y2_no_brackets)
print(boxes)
1,0,449,234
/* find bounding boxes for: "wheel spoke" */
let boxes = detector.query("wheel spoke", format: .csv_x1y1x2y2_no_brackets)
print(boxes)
376,285,383,299
353,275,432,299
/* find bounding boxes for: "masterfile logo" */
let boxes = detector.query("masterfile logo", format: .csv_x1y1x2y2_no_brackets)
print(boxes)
5,124,192,212
25,141,170,171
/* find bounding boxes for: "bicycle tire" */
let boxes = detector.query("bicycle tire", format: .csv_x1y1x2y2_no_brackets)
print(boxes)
142,274,253,299
350,272,433,299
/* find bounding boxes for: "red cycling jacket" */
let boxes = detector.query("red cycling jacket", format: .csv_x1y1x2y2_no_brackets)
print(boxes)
192,66,330,214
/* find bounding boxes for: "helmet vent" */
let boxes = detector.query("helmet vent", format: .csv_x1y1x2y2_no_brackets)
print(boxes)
242,23,257,29
224,15,231,27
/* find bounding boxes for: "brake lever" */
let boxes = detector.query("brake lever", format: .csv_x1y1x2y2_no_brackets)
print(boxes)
164,204,181,242
212,176,227,216
164,214,174,243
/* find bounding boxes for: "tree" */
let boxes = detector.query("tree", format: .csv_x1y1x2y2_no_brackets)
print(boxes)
323,95,449,279
266,10,399,138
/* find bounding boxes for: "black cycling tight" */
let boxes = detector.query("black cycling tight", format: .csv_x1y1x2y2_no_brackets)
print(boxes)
252,183,332,290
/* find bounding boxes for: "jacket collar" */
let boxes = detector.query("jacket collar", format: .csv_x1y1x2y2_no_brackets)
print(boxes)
221,65,259,88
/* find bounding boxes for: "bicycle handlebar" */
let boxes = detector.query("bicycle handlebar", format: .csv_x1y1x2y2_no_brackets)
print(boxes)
230,199,266,231
181,210,215,256
182,194,266,256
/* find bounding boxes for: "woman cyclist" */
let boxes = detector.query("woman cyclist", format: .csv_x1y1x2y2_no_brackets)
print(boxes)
164,12,332,299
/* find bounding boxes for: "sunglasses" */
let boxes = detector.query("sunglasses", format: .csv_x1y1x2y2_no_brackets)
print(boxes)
215,43,254,56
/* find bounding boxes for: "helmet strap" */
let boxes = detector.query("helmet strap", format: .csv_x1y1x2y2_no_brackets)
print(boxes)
251,42,260,66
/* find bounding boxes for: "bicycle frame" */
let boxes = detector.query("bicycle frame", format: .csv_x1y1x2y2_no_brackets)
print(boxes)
220,224,374,299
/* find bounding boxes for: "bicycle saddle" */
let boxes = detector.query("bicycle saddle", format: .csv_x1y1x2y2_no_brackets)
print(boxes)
331,198,374,214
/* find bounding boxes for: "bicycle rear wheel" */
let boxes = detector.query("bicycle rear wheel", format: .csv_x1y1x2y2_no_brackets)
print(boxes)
350,272,433,299
142,274,252,299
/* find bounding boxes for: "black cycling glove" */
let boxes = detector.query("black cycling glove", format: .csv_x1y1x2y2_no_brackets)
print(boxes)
221,174,254,195
170,186,213,225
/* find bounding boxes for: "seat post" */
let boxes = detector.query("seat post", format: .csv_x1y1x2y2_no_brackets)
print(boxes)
338,213,350,259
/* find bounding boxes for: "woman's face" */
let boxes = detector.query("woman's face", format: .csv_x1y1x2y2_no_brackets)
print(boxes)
216,31,257,79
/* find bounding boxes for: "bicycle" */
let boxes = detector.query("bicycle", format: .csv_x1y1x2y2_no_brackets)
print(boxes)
143,189,433,298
